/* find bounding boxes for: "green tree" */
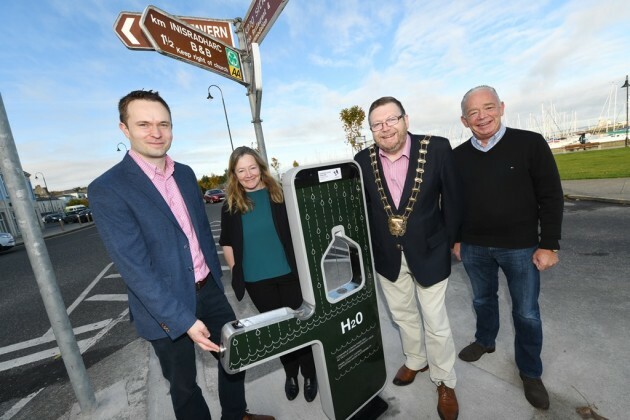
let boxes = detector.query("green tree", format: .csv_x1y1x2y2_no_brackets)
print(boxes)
197,172,227,194
340,105,366,152
292,160,299,167
67,198,89,208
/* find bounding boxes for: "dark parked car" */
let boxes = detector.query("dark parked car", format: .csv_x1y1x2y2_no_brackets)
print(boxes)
43,212,65,223
63,208,93,224
203,189,226,204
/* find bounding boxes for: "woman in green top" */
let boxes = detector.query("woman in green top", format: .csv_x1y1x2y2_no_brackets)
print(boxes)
219,147,318,403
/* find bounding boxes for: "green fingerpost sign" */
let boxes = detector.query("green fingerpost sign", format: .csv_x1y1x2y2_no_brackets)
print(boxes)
220,161,387,419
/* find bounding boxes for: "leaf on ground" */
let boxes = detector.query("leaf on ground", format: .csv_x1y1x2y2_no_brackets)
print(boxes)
576,406,609,420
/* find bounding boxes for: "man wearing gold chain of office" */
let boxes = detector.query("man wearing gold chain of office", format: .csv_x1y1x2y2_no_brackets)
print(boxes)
355,96,463,420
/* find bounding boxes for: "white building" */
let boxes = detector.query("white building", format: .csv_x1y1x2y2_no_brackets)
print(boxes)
0,169,46,238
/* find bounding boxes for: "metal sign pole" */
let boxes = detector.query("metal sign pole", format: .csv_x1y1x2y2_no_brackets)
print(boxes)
234,18,268,163
0,93,97,414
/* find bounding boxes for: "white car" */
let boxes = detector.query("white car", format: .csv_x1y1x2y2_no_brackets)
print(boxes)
0,232,15,251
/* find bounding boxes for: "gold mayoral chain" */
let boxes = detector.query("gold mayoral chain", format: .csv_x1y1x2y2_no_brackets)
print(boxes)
369,136,431,237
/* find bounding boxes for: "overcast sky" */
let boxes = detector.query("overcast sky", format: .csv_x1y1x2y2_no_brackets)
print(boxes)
1,0,628,190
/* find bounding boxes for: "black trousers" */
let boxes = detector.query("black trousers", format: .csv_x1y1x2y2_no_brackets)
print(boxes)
150,277,247,420
245,273,316,379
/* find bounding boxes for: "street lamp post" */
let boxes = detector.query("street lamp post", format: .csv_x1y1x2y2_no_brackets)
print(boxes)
622,75,629,148
116,142,128,152
34,172,54,213
207,84,234,152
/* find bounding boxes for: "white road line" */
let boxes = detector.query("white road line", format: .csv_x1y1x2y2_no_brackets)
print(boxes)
0,309,128,373
0,388,43,420
42,262,114,340
0,319,112,356
0,339,91,373
104,273,122,278
77,308,129,354
65,262,115,315
85,294,128,302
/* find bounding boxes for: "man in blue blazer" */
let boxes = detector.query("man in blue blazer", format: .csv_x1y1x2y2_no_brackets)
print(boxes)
89,90,273,420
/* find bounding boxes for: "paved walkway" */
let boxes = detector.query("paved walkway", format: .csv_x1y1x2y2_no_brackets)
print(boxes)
5,178,629,420
561,177,630,204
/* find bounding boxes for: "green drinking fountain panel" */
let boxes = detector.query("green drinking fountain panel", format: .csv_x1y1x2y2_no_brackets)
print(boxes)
220,161,387,419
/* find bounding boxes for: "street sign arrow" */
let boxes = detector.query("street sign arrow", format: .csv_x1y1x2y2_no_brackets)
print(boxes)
115,12,151,49
121,16,140,46
140,6,247,85
243,0,289,45
114,11,236,50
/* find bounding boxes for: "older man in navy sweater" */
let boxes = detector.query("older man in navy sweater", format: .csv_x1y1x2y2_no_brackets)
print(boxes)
452,85,563,411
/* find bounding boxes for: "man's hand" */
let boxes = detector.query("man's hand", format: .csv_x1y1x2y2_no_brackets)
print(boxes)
452,242,461,261
532,249,559,271
187,319,220,352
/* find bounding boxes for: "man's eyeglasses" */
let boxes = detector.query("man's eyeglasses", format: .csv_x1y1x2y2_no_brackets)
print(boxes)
370,115,405,132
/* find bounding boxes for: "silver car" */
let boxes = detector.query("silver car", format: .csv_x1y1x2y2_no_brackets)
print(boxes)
0,232,15,251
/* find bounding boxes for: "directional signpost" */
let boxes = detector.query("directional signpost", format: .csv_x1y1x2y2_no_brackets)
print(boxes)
140,6,246,85
243,0,289,45
114,12,235,50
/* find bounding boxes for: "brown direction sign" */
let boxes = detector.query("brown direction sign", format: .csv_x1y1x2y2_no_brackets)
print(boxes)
243,0,289,45
140,6,247,85
114,12,235,50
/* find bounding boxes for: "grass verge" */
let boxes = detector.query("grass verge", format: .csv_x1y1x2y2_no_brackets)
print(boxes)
554,147,630,180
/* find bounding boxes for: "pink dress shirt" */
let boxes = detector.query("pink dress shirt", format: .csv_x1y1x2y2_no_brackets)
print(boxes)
129,150,210,283
378,134,411,209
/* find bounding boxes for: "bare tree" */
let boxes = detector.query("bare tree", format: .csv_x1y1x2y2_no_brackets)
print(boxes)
271,157,281,178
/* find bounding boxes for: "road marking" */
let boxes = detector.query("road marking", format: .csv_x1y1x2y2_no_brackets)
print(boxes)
0,263,129,418
0,339,91,372
77,308,129,354
0,320,112,356
85,294,128,302
42,262,114,340
0,388,43,420
104,273,122,278
0,310,128,373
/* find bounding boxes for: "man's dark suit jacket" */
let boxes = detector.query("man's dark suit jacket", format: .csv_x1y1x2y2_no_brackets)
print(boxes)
354,133,462,287
89,154,223,341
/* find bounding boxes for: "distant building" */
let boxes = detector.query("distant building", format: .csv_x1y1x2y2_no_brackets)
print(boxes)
0,169,38,238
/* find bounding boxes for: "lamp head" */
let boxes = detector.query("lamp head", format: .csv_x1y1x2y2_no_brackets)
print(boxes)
207,92,214,100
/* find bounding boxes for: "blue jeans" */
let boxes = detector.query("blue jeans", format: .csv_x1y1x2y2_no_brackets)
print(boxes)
460,244,543,378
